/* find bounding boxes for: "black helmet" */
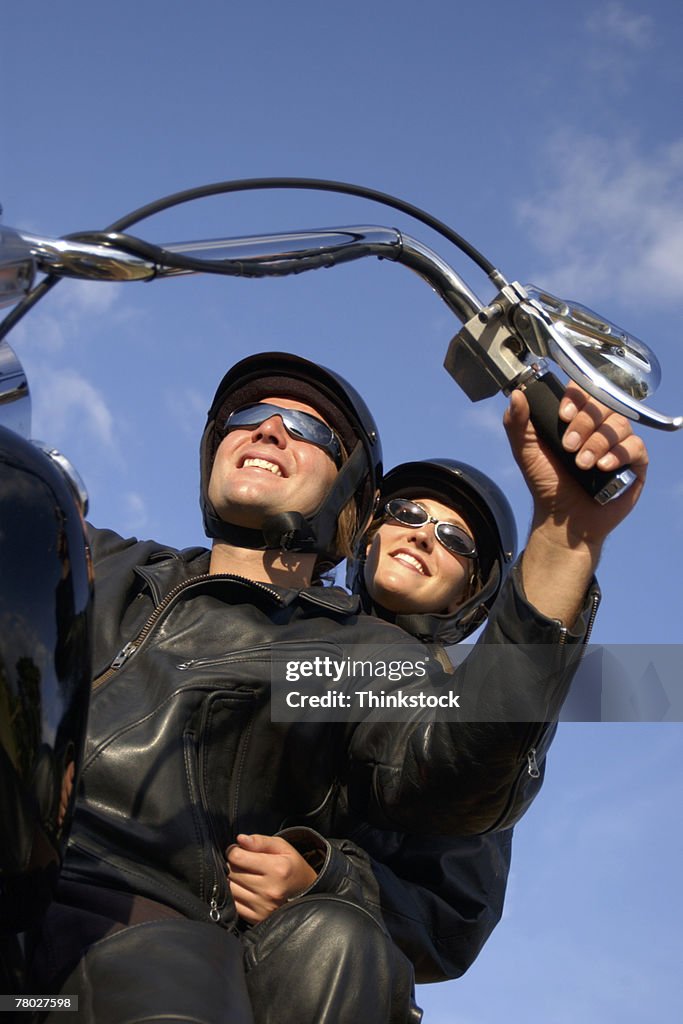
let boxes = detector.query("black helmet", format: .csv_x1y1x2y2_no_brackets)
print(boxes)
348,458,517,644
200,352,382,567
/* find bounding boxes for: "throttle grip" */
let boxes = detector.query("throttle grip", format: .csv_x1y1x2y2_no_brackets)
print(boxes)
519,371,636,505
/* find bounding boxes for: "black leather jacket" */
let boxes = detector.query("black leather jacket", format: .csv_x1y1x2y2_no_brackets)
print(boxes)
62,527,598,941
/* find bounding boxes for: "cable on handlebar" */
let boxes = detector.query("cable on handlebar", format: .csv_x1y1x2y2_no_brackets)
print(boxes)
103,178,497,276
0,177,499,344
61,230,350,278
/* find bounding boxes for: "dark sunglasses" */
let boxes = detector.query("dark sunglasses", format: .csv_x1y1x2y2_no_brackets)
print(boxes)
384,498,477,559
224,403,343,467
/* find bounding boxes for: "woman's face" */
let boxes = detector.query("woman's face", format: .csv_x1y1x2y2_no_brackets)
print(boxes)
363,496,475,616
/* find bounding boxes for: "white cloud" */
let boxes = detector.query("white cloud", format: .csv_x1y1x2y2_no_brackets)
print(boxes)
123,491,148,532
6,277,133,455
585,2,654,50
27,364,116,451
57,279,122,316
164,386,208,439
10,278,126,356
583,2,655,89
518,133,683,307
461,404,505,436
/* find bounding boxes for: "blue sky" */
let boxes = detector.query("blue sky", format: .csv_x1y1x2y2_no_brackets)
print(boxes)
2,2,682,1019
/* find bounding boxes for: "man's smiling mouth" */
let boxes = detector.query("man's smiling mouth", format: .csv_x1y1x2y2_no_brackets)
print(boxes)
241,457,284,477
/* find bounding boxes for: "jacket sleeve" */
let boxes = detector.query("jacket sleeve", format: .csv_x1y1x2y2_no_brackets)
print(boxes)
358,828,513,984
277,825,512,984
85,525,169,677
345,560,600,836
84,525,209,678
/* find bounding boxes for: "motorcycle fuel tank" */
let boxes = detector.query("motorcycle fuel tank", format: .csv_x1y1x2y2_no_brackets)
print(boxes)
0,425,92,931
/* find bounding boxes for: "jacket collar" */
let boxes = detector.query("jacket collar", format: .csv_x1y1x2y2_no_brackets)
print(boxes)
134,545,361,618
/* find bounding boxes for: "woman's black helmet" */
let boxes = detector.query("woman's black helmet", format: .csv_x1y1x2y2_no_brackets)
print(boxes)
200,352,382,567
348,458,517,644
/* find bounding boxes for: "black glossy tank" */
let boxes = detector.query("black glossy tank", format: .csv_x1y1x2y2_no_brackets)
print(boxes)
0,425,92,932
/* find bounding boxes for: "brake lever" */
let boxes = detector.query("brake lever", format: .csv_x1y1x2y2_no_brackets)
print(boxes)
443,280,680,503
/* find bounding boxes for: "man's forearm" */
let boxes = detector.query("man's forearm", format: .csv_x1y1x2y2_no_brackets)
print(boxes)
520,521,601,628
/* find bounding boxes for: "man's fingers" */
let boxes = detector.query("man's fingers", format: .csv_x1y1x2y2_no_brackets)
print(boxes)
566,412,630,462
503,388,530,429
558,380,597,422
525,381,648,478
503,390,533,462
567,415,647,475
558,385,641,461
560,398,611,451
595,433,649,477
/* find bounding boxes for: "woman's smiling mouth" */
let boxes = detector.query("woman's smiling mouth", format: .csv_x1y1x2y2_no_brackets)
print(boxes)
390,550,429,576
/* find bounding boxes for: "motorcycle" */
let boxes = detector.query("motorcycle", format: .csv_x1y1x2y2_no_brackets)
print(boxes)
1,178,680,995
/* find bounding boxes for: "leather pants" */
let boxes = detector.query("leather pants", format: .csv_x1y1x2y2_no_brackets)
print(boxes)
244,894,421,1024
35,890,422,1024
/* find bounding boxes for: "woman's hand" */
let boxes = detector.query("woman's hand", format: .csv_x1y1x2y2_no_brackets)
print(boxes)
226,833,318,924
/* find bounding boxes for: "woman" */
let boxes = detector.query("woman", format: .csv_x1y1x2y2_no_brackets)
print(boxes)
227,459,521,990
338,458,519,983
349,456,517,652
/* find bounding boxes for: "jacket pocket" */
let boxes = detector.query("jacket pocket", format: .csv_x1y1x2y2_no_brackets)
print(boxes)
182,643,346,845
183,688,258,927
175,639,344,674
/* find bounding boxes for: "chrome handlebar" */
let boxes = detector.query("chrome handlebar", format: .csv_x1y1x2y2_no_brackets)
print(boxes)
12,224,484,323
1,221,681,432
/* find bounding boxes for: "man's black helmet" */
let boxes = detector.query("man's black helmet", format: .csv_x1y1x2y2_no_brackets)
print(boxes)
348,458,517,644
200,352,382,567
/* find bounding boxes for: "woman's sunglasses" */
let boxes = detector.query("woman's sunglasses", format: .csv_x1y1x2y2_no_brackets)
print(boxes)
224,403,343,467
384,498,477,559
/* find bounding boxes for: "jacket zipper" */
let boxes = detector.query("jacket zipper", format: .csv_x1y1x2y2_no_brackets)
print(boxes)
92,573,284,689
183,724,233,925
197,753,232,925
205,849,230,924
209,884,221,923
526,748,540,778
523,589,601,778
194,687,260,925
584,591,600,646
177,649,273,671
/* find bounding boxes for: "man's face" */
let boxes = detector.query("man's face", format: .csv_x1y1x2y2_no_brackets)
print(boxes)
208,396,339,529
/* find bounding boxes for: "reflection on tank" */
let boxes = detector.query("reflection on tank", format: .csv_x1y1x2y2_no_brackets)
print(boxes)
0,426,92,935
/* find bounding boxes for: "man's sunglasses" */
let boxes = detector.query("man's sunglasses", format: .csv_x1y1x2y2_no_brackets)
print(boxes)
384,498,477,559
224,403,343,467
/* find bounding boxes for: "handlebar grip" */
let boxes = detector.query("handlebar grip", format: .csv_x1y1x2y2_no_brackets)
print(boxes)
519,371,637,505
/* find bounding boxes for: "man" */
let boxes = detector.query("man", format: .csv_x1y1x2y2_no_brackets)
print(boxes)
30,352,646,1024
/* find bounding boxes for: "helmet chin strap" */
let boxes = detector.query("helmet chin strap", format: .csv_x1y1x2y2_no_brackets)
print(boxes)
203,443,367,565
394,563,501,645
359,561,501,646
201,509,271,549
